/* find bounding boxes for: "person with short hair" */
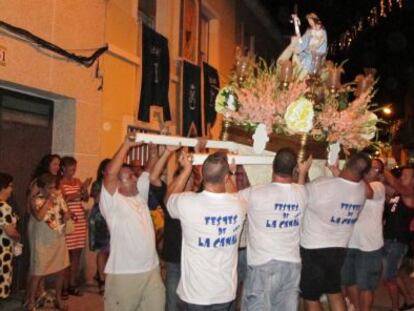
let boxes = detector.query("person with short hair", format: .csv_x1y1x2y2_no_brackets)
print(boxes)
59,156,91,297
166,152,247,311
341,158,386,311
240,148,311,311
149,141,204,311
101,137,164,311
300,151,371,311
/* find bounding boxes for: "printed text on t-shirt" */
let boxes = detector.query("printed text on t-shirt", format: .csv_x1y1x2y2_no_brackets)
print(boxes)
198,214,239,248
265,202,300,229
330,203,362,225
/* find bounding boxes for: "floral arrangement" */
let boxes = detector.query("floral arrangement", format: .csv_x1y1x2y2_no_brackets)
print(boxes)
313,89,378,150
215,55,380,152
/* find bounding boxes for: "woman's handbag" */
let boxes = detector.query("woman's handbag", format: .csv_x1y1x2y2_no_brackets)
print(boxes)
65,218,75,234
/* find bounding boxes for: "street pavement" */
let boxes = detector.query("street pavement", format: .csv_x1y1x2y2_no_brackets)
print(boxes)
1,280,414,310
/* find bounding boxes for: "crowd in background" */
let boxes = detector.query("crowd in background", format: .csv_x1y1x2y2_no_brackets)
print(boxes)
0,137,414,311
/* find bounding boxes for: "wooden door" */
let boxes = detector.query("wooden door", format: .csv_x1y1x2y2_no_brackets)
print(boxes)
0,88,54,291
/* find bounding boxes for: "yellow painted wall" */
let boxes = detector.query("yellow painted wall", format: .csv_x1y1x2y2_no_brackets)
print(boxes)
202,0,236,139
0,0,267,285
100,1,139,157
0,0,107,285
0,0,106,181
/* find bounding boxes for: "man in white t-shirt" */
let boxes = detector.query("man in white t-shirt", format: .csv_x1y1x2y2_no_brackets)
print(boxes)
341,158,385,311
300,151,371,311
240,148,311,311
166,152,247,311
100,137,164,311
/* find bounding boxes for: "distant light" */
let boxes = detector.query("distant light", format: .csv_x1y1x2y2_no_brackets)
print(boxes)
383,107,392,115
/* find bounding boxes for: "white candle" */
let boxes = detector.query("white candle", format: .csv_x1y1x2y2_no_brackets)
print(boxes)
134,133,237,151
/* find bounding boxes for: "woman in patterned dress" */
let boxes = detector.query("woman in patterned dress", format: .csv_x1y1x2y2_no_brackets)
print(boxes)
59,157,91,297
0,173,20,299
27,173,70,310
26,154,61,306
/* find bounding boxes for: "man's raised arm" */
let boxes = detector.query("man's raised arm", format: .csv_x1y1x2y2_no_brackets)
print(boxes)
104,137,142,195
164,150,193,204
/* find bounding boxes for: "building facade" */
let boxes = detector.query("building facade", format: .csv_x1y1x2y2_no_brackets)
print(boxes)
0,0,281,286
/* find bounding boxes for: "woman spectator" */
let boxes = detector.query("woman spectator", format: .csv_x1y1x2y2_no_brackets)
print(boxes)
28,155,61,208
26,173,70,310
32,155,61,180
88,159,110,295
59,156,91,298
26,154,61,306
0,173,20,299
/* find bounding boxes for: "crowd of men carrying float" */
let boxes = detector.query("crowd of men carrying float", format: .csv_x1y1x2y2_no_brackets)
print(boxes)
90,136,414,311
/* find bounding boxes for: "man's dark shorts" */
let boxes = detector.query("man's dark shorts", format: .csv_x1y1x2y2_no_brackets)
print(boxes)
300,247,346,301
341,248,382,290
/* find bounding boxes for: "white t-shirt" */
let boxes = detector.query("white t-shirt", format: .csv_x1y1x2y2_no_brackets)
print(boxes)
99,177,158,274
240,183,307,265
348,181,385,251
167,191,247,305
137,171,150,203
300,176,366,249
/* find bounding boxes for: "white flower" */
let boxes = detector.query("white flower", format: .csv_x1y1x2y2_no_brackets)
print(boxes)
361,112,378,140
227,94,237,111
284,97,314,133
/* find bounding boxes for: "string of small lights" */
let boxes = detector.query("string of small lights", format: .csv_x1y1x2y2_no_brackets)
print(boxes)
328,0,404,56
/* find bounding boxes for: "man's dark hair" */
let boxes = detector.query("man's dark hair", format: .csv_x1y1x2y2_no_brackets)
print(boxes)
345,151,371,179
202,152,229,184
273,148,298,177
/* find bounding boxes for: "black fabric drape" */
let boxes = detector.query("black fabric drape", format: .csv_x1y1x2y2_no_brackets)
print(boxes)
182,61,202,137
203,62,220,133
138,25,171,122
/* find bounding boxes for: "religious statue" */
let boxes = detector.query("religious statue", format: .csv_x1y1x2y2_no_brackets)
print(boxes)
278,13,328,78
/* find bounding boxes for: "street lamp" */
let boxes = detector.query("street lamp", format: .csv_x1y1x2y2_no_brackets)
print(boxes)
383,106,392,115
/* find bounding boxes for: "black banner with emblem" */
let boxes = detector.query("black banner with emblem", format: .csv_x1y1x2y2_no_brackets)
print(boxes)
203,62,220,134
182,61,202,137
138,24,171,122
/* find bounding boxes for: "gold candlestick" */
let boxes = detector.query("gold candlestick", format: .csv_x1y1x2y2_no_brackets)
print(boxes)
222,115,231,141
298,133,308,163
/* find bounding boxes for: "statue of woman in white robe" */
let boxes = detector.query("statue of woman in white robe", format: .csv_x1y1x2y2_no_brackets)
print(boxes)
278,13,328,78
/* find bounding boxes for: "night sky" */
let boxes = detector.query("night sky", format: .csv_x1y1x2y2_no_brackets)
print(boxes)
260,0,414,120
